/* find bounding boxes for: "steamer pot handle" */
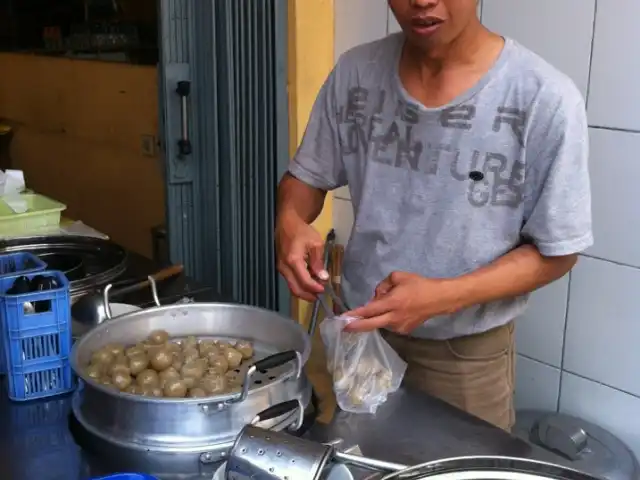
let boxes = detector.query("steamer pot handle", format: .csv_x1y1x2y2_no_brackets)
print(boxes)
104,283,114,319
252,350,299,372
103,275,163,319
225,350,302,406
251,398,304,431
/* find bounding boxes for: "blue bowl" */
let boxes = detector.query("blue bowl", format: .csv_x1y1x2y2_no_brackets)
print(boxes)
91,474,158,480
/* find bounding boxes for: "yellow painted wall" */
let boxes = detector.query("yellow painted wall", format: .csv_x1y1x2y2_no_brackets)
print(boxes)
288,0,335,324
0,54,164,257
288,0,336,423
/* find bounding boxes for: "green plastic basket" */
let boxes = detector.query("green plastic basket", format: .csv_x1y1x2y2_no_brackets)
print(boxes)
0,194,66,236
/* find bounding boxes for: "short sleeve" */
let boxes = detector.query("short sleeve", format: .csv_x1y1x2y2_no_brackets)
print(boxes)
288,68,347,191
521,95,593,256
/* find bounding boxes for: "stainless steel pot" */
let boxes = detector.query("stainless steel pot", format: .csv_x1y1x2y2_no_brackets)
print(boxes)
70,302,312,461
373,456,603,480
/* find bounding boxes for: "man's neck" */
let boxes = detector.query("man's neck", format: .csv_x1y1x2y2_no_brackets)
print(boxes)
404,22,502,75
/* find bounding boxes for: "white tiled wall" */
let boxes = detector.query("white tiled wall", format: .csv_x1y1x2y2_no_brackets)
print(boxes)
333,0,640,458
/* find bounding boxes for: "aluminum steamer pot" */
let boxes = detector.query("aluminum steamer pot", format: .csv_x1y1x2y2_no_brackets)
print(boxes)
70,302,312,463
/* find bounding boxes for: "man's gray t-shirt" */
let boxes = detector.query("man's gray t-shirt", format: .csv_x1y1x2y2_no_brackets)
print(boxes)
289,34,593,340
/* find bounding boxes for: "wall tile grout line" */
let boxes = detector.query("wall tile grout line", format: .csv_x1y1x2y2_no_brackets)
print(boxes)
517,352,560,370
584,0,598,110
518,350,640,403
589,124,640,135
581,252,640,270
556,269,573,412
562,368,640,400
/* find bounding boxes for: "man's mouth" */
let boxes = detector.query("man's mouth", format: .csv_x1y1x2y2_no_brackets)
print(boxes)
410,16,444,35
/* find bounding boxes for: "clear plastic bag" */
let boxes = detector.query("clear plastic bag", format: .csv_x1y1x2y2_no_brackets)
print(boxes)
320,315,407,414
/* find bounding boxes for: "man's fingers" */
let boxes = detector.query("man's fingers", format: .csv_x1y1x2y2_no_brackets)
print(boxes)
278,263,318,302
288,255,325,294
345,296,393,319
307,243,329,281
344,313,394,332
374,276,394,298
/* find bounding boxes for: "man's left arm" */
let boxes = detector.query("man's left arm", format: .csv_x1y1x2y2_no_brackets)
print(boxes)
454,92,593,308
448,244,578,314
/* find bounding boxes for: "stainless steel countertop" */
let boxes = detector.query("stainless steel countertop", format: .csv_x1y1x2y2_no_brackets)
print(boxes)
309,386,567,478
0,383,566,480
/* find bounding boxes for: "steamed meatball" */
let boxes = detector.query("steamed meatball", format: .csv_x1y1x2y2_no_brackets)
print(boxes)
208,354,229,374
199,341,219,357
181,360,206,380
182,347,200,364
106,356,130,376
182,376,197,389
149,348,173,371
112,371,133,391
148,329,170,345
86,364,104,379
222,347,243,369
104,343,126,357
128,353,150,376
163,379,187,398
91,348,114,366
171,351,185,371
136,369,160,388
235,341,254,360
159,367,181,388
125,344,146,358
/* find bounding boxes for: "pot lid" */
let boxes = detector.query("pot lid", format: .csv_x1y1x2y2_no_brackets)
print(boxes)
0,235,127,297
514,410,639,480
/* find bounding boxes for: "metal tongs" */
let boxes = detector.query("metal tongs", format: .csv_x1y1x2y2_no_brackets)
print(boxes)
310,229,349,323
308,229,348,336
318,277,348,315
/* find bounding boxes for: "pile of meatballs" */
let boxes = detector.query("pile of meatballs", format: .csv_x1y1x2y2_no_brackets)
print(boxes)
84,329,255,398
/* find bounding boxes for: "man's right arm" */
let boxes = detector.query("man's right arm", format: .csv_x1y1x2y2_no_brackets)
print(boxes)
275,66,345,297
276,173,326,228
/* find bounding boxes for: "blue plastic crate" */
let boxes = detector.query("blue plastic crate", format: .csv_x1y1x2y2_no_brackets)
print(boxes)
91,475,159,480
0,252,47,374
0,270,74,401
0,252,47,278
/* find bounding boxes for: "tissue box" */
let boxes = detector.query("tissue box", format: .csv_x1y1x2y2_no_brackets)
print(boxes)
0,194,66,236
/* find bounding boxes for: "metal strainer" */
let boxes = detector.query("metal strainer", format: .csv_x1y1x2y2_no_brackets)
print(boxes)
225,424,333,480
225,422,407,480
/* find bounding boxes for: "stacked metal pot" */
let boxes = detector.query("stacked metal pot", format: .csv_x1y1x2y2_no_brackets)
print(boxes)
70,301,313,467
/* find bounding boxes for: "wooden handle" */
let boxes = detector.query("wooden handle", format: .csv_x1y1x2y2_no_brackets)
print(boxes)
110,264,184,298
150,264,184,282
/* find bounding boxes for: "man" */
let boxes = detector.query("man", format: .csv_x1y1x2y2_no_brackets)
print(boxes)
275,0,592,430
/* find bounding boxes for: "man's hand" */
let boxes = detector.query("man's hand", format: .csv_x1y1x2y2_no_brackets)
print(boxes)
344,272,460,334
275,218,329,302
